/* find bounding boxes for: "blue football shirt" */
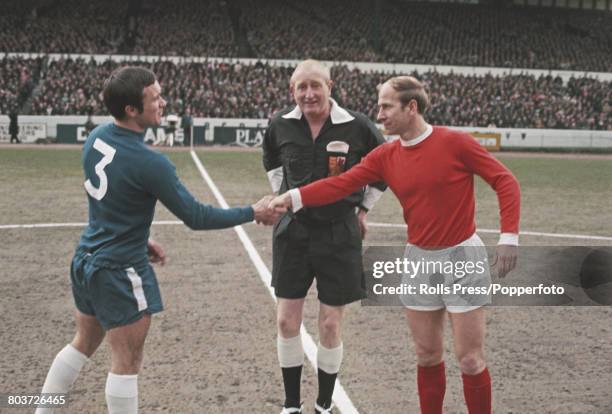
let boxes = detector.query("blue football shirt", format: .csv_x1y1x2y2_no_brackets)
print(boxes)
77,123,253,267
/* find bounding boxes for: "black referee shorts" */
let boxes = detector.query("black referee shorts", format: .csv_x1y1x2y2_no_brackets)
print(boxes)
271,212,366,306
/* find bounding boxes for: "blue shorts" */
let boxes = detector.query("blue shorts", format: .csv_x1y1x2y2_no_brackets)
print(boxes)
70,251,163,330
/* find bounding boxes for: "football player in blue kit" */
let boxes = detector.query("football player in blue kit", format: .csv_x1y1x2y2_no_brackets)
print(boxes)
36,66,279,414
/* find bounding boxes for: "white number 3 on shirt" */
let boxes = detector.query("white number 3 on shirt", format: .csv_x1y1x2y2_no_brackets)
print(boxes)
84,138,116,200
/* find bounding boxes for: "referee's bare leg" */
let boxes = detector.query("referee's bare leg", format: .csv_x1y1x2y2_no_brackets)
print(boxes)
36,310,105,413
105,314,151,413
450,307,491,414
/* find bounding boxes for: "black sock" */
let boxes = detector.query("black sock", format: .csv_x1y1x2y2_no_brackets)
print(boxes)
282,365,302,408
316,369,337,409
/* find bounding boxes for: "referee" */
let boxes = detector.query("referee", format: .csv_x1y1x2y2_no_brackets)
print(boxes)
263,59,386,414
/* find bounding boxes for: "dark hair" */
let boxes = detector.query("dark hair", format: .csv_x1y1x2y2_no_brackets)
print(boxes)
387,76,430,114
103,66,156,120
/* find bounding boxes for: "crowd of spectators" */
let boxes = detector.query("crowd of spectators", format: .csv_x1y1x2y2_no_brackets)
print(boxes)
30,58,109,115
152,60,293,118
1,0,611,72
26,59,612,130
0,0,125,54
132,0,239,57
423,73,611,130
239,0,379,62
381,3,612,72
0,57,42,114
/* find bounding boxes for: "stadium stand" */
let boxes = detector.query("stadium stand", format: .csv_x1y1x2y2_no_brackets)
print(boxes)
0,57,43,115
380,2,612,72
1,1,611,130
29,58,108,116
238,0,379,61
1,0,611,71
0,0,125,54
132,0,239,57
25,58,612,130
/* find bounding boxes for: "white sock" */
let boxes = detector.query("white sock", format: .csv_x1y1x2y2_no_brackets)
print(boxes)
35,344,88,414
317,342,343,374
105,372,138,414
277,334,304,368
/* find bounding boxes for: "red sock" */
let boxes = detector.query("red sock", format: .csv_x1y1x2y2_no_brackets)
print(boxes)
417,361,446,414
462,367,492,414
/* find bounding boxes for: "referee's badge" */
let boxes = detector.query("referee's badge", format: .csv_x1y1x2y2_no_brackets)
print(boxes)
327,141,349,176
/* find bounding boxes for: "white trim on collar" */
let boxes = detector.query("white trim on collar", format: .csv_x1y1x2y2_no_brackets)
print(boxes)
399,124,433,147
281,98,354,124
281,105,302,120
329,99,355,124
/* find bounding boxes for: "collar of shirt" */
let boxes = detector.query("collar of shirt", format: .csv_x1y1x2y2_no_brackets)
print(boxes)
399,123,433,147
281,98,355,124
111,123,146,141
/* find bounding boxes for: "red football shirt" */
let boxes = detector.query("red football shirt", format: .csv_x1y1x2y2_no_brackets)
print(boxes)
298,126,520,247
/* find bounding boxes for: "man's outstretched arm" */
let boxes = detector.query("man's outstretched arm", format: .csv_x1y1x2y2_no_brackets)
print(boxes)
145,155,280,229
269,150,385,213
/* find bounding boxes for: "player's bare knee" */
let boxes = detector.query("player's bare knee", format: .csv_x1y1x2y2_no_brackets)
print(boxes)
111,348,144,374
72,328,104,357
458,352,486,375
416,352,444,367
415,345,444,367
71,336,99,358
109,340,146,374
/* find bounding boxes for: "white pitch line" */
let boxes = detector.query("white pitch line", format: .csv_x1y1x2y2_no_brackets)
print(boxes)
2,219,611,242
0,220,182,230
368,222,612,241
189,150,359,414
0,222,86,229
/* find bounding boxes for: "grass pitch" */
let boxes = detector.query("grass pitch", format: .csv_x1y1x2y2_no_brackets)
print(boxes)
1,146,611,413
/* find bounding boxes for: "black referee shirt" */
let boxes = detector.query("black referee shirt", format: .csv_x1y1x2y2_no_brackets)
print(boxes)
263,99,386,222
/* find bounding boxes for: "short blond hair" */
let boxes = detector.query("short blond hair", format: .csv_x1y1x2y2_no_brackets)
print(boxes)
290,59,331,85
386,76,430,114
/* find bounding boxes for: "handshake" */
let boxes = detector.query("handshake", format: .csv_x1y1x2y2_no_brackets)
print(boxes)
251,193,294,225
